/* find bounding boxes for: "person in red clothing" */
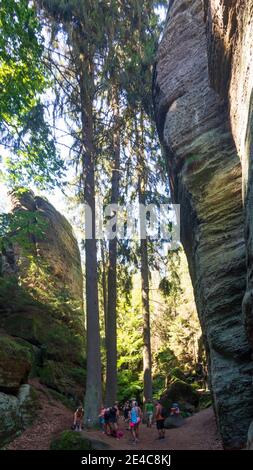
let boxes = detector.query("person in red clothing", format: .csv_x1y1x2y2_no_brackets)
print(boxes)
155,401,165,440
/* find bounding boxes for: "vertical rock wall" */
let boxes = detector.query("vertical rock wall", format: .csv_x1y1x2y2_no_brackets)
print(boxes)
204,0,253,351
153,0,253,448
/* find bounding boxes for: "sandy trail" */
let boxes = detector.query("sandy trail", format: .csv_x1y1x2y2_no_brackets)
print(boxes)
7,381,222,450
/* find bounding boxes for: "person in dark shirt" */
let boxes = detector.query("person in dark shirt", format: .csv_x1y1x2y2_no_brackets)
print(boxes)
155,401,165,440
123,401,131,429
109,404,119,439
104,407,111,435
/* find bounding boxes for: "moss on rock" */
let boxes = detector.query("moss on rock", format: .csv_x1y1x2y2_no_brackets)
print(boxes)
0,191,86,448
50,431,111,450
161,379,200,409
0,334,32,392
38,360,85,400
1,308,85,364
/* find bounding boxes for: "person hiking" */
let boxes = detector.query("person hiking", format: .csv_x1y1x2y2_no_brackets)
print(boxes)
114,401,120,424
104,407,111,435
98,406,106,433
123,401,131,429
123,401,130,421
129,401,142,444
73,406,84,431
155,401,165,440
109,404,120,439
144,399,154,428
170,403,180,416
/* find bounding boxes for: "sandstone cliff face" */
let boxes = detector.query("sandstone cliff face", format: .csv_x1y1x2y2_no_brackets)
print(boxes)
154,0,253,449
0,191,85,445
204,0,253,351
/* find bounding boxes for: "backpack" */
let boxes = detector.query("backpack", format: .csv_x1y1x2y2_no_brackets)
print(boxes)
109,407,117,419
130,406,139,423
161,406,169,419
76,408,84,418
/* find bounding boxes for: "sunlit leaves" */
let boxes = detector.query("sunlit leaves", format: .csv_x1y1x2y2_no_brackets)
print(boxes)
0,0,45,122
0,207,47,253
0,0,64,188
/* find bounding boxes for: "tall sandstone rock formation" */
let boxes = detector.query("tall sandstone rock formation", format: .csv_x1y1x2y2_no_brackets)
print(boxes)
153,0,253,448
0,191,85,446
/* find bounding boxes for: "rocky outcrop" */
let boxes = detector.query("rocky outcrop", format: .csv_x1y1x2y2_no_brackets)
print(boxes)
7,190,83,310
153,0,253,448
161,379,200,409
0,384,38,447
204,0,253,351
0,190,85,446
0,334,32,393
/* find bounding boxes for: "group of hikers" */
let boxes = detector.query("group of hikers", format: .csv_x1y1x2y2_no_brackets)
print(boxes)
73,399,180,444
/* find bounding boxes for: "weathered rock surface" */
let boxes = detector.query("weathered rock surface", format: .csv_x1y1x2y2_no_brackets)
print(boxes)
164,415,184,429
9,190,84,310
0,333,32,393
0,385,38,447
0,393,21,447
204,0,253,354
154,0,253,448
0,190,85,445
247,420,253,450
161,380,199,409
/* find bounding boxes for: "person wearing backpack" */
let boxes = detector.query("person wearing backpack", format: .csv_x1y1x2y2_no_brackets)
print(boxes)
104,407,111,435
155,401,166,440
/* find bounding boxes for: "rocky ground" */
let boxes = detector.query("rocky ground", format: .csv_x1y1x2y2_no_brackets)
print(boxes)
6,380,222,451
6,379,73,450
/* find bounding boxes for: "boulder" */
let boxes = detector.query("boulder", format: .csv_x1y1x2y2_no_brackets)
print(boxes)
153,0,253,448
0,190,85,447
38,360,85,400
182,403,196,414
18,384,38,428
161,380,199,408
0,190,85,401
164,415,184,429
50,430,111,451
0,393,21,447
0,385,39,447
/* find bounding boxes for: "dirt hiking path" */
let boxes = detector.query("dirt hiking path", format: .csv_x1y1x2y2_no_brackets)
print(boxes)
7,381,222,450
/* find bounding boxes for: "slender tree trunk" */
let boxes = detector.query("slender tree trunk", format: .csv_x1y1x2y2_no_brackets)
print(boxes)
139,187,152,402
79,61,102,427
140,236,152,402
137,113,152,402
101,240,108,331
105,88,120,406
